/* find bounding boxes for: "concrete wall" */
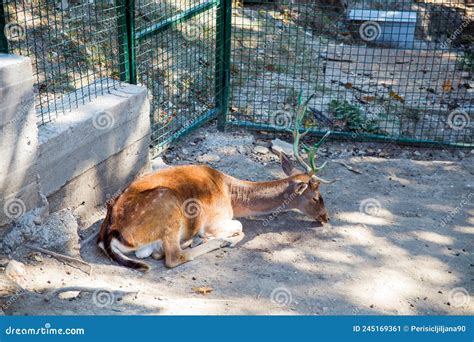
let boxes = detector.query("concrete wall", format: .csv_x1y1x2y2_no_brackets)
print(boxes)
0,55,42,227
0,53,151,230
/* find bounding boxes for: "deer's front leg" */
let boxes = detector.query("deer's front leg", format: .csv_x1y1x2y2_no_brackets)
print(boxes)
202,219,245,247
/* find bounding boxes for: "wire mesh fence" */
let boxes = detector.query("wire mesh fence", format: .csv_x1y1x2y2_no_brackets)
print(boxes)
229,0,473,147
1,0,472,148
1,0,125,125
134,0,227,153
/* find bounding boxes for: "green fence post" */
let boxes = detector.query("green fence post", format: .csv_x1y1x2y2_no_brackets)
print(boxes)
116,0,136,84
0,0,9,53
215,0,232,131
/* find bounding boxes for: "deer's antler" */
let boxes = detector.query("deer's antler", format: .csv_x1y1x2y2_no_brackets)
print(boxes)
292,92,336,184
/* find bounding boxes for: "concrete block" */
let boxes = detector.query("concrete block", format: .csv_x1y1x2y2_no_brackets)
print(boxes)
48,136,150,215
0,182,42,227
0,87,36,127
37,83,151,198
0,114,38,178
0,54,42,229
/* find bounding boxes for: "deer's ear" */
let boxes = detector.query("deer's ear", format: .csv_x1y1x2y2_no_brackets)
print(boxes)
295,182,308,195
280,152,300,176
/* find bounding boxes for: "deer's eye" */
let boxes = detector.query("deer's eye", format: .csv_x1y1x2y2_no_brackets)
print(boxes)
312,197,319,203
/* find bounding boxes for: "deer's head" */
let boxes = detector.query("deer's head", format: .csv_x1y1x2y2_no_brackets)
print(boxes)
279,92,336,224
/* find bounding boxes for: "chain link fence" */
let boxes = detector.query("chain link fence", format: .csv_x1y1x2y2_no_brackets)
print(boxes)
1,0,472,147
1,0,125,124
228,0,473,147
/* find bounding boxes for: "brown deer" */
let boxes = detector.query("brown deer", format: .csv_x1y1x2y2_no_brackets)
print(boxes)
98,95,334,271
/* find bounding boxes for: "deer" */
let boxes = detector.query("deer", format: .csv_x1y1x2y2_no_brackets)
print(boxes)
98,94,335,271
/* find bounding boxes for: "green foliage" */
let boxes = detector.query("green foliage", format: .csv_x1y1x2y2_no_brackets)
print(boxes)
328,99,383,134
457,52,474,73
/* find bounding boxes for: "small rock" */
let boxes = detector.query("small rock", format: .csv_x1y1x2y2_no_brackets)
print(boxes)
237,146,246,154
196,153,221,163
5,260,27,282
413,151,422,157
271,138,293,156
0,258,9,267
28,253,43,263
254,146,270,155
461,71,471,79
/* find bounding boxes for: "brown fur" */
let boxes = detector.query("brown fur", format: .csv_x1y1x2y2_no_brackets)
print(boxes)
98,157,329,271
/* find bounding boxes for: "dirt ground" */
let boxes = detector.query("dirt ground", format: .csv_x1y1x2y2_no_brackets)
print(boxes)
1,124,473,315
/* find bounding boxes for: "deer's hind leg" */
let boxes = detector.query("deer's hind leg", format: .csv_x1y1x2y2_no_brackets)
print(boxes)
151,239,193,261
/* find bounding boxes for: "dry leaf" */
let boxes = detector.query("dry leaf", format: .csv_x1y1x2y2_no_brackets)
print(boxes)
442,80,453,92
389,91,405,103
344,82,353,89
192,286,213,295
360,95,376,104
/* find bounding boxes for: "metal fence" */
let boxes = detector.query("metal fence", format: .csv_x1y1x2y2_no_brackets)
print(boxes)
1,0,473,149
1,0,125,124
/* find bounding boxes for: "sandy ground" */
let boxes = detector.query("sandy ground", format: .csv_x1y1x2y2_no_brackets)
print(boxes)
1,125,473,315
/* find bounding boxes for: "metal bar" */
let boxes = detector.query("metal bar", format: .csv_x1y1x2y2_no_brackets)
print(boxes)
126,0,136,84
0,0,9,53
215,0,232,131
116,0,130,82
135,0,218,41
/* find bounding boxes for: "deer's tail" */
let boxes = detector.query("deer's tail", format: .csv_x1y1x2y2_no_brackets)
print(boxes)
97,201,150,272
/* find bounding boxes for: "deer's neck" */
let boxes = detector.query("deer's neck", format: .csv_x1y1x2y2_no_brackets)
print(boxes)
226,176,295,218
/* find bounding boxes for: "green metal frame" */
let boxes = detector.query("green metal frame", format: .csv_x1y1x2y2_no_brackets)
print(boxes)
115,0,232,152
117,0,136,84
215,0,232,130
0,0,8,53
135,0,219,41
229,121,473,149
131,0,232,151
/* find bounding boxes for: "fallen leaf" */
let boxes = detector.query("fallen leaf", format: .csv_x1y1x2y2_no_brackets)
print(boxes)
192,286,213,295
442,79,453,92
389,91,405,103
360,95,376,104
265,64,275,72
344,82,353,89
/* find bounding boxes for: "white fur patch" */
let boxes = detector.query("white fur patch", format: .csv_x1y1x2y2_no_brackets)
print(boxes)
135,241,163,259
135,245,154,259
